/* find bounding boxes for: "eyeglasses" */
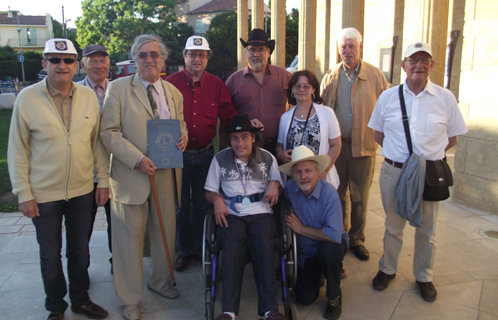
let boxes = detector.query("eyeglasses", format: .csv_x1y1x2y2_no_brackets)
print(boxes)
405,57,431,65
246,47,268,55
45,57,76,64
137,52,161,60
187,52,208,60
293,84,313,91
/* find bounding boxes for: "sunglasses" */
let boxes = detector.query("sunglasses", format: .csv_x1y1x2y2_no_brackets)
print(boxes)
45,57,76,64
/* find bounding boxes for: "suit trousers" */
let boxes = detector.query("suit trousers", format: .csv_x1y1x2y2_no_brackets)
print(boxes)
378,161,440,282
111,170,176,305
335,140,375,246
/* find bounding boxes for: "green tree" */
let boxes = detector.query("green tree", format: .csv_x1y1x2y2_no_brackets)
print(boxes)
285,8,299,67
52,19,63,38
204,11,239,81
75,0,187,62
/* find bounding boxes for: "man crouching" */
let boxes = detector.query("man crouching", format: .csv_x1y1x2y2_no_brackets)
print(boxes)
279,146,349,320
204,114,287,320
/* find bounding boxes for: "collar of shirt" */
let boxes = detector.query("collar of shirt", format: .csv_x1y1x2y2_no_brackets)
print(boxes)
45,78,76,98
342,60,361,82
139,76,162,92
403,79,436,97
242,64,272,76
182,68,205,87
293,178,324,201
85,76,106,91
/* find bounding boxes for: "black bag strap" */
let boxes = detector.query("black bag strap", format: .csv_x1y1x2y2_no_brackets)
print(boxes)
398,85,413,155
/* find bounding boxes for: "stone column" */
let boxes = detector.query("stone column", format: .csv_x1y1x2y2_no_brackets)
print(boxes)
329,0,343,70
342,0,364,46
237,0,248,69
391,0,405,85
417,0,450,86
315,0,331,79
251,0,265,30
271,0,286,68
298,0,317,73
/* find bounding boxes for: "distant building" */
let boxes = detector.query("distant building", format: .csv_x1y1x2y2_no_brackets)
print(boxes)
174,0,270,34
0,10,54,52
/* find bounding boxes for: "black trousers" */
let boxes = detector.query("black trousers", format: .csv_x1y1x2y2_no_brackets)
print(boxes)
295,239,348,305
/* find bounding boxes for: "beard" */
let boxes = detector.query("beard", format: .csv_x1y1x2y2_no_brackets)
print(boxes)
298,180,312,192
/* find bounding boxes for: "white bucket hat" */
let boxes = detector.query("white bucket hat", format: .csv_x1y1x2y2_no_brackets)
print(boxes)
403,42,432,59
279,145,331,177
185,36,210,51
43,38,77,56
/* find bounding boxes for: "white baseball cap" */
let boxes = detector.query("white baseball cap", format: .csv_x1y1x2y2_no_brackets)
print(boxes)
43,38,78,56
185,36,210,51
403,42,432,59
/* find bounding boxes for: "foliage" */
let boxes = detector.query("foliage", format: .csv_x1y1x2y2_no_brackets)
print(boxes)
0,109,17,212
204,11,239,81
0,46,17,61
285,8,299,67
75,0,192,66
53,19,64,38
0,59,41,80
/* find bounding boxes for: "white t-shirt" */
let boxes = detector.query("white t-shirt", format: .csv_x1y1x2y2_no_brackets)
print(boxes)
368,80,467,162
205,147,284,216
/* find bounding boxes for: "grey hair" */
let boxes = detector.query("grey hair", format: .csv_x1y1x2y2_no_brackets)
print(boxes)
131,34,168,61
81,55,110,66
182,48,212,58
336,27,362,48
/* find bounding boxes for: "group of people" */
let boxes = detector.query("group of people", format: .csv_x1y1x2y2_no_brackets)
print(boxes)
7,24,466,320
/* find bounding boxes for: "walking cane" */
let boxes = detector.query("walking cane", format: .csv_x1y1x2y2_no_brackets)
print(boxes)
149,175,176,286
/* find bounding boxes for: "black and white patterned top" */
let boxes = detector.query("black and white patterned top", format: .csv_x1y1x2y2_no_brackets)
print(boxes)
286,114,321,155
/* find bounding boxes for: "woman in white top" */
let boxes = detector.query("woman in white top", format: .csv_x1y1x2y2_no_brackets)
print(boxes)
276,70,341,188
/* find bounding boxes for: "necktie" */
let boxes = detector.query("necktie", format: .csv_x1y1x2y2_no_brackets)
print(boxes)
95,85,105,100
147,84,160,119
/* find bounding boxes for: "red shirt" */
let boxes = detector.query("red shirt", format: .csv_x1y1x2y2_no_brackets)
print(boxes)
166,69,238,149
226,64,291,139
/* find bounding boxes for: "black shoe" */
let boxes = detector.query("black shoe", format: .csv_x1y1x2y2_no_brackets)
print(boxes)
416,281,437,302
324,295,341,320
264,310,288,320
175,254,192,272
351,245,370,261
372,270,396,290
47,312,64,320
71,300,108,319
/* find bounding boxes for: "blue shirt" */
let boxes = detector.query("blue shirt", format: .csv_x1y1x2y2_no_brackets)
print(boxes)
284,179,349,268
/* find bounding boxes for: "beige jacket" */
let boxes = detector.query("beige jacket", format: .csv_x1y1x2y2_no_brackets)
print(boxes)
100,74,187,205
321,60,388,157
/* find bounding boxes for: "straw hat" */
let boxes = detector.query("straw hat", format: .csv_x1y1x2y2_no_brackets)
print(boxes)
279,145,331,176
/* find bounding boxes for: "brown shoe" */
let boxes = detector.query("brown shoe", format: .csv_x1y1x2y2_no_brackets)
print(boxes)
214,314,233,320
264,310,288,320
71,300,108,319
372,270,396,290
416,281,437,302
175,254,191,272
47,312,64,320
351,245,370,261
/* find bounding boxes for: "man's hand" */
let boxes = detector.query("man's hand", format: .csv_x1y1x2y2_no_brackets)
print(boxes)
250,119,264,131
214,197,229,227
262,181,279,207
285,212,304,234
95,187,110,206
138,156,156,175
19,199,39,218
176,133,187,152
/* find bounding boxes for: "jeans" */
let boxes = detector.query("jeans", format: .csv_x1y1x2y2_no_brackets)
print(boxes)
295,239,348,305
176,147,214,256
32,192,93,313
217,214,279,316
90,183,112,264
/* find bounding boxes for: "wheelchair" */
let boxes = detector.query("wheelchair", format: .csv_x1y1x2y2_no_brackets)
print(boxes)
202,198,298,320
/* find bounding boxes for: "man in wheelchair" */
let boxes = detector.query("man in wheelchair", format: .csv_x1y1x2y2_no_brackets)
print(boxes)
204,114,287,320
279,146,349,320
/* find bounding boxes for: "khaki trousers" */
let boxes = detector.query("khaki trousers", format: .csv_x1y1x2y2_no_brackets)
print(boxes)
378,161,440,282
111,171,176,305
335,141,375,246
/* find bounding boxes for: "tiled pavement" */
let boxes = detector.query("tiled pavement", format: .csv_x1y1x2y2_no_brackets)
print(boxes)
1,149,498,320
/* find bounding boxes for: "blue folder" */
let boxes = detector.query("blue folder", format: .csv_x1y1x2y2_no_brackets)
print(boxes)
147,119,183,169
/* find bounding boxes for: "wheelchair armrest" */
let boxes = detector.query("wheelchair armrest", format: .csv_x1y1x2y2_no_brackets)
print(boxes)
205,203,215,216
279,197,293,216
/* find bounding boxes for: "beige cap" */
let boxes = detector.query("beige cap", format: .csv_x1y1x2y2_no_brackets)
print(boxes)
43,38,77,56
185,36,210,50
403,42,432,59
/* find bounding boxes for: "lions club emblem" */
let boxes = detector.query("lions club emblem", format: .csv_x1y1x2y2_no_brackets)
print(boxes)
155,131,174,152
55,41,68,51
193,38,203,46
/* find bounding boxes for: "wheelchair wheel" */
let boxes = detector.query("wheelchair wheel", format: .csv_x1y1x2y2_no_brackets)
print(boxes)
282,221,298,289
203,213,218,320
285,300,298,320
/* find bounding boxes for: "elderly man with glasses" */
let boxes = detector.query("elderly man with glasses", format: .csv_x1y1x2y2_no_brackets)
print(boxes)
7,38,110,320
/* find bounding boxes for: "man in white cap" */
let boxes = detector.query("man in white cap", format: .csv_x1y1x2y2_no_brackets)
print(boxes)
78,43,113,272
7,38,110,320
166,36,260,271
280,146,348,320
368,42,467,301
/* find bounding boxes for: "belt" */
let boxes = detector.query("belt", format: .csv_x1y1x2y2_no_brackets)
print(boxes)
221,189,265,213
184,142,213,154
341,137,352,143
385,158,404,169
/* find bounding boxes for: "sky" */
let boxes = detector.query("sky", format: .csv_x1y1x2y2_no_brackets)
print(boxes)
8,0,300,29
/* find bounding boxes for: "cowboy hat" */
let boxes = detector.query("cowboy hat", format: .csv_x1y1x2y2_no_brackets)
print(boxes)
223,114,262,133
240,28,275,54
279,145,331,176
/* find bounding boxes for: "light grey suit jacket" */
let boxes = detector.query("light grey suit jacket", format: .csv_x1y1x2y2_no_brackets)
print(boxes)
100,74,187,205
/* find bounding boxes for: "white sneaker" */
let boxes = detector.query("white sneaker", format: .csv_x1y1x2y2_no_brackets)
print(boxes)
123,304,140,320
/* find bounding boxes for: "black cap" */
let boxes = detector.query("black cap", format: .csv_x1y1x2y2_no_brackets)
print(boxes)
224,114,262,133
240,28,275,54
82,44,108,57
